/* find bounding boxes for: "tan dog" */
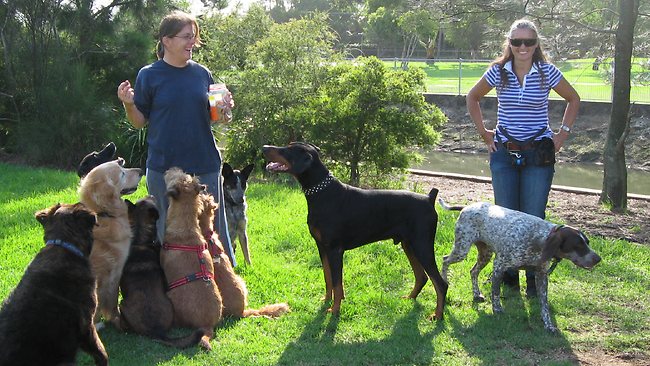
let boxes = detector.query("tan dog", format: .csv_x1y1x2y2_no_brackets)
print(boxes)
78,158,142,327
198,193,290,318
160,168,222,351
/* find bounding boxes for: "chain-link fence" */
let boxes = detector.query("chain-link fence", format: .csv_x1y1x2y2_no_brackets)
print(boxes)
381,58,650,103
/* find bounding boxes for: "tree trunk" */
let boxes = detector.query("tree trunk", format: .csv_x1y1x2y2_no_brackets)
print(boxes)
599,0,638,212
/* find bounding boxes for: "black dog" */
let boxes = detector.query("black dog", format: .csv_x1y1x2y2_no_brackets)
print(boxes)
0,203,108,366
222,162,254,265
77,142,117,178
263,142,447,320
118,196,202,348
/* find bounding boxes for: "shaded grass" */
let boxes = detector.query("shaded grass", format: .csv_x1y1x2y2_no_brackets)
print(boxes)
0,162,648,365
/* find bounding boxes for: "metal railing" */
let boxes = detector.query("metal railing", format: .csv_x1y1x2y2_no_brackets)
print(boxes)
382,58,650,104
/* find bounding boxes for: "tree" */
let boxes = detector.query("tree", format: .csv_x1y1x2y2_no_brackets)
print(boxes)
222,14,338,166
600,0,639,211
299,57,446,185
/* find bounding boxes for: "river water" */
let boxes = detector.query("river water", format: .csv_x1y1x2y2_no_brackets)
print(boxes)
412,150,650,196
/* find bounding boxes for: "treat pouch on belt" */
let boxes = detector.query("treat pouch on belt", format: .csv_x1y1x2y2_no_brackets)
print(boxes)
497,126,555,167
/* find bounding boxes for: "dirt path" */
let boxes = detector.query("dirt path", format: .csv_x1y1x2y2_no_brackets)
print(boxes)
408,173,650,245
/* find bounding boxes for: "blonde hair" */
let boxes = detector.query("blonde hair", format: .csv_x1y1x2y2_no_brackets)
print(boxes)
155,10,201,60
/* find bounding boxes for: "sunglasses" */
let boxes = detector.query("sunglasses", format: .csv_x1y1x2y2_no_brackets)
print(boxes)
509,38,537,47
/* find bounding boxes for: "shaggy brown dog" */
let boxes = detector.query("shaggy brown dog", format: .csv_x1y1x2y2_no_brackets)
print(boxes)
198,192,290,318
0,203,108,366
118,196,202,348
160,168,222,351
79,158,142,327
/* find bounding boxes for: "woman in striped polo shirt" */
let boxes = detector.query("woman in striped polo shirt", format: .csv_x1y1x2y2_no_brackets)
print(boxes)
466,18,580,295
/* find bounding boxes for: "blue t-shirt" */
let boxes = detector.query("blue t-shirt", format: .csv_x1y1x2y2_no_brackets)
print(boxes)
134,60,220,175
483,61,563,143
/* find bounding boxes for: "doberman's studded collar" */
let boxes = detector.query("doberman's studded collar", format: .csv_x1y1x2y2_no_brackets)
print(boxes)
303,174,335,196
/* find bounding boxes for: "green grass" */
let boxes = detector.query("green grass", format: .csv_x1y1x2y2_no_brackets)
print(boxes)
383,58,650,103
1,162,649,365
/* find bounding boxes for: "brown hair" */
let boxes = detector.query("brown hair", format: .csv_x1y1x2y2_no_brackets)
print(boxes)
155,10,202,60
491,18,549,90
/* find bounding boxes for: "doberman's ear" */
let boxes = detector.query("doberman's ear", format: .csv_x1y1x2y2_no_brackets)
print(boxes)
307,143,321,152
241,164,254,179
540,228,564,264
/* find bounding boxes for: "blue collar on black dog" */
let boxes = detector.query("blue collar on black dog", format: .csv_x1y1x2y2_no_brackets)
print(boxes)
46,239,85,258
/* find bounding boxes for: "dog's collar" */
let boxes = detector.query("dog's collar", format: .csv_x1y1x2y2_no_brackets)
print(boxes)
303,173,335,196
46,239,85,258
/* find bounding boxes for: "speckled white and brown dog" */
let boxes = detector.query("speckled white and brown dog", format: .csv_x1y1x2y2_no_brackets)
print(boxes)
439,200,601,333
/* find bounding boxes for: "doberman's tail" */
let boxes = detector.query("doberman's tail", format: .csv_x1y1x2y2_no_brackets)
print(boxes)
427,188,439,206
437,198,465,211
242,303,290,318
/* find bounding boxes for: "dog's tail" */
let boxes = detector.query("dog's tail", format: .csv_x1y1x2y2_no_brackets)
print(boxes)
242,303,290,318
438,198,465,211
154,329,206,349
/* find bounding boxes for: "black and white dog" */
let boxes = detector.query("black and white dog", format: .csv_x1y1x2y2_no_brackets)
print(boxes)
222,163,254,265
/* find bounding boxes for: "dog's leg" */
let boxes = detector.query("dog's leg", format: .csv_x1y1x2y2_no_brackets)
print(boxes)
401,242,428,299
491,262,506,314
470,242,492,302
325,249,344,315
228,220,238,253
199,328,213,351
408,233,447,321
317,246,334,302
238,220,251,265
80,324,108,366
535,269,558,333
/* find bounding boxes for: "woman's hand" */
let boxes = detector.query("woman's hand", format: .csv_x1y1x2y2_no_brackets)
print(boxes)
553,130,569,152
480,129,497,152
117,80,135,105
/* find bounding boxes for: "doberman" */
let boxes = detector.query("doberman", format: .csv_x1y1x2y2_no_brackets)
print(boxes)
263,142,448,320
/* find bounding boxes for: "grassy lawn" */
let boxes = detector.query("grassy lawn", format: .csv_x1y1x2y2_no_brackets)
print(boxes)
1,162,649,365
383,58,650,103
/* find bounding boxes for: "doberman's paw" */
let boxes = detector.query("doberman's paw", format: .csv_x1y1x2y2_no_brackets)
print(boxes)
326,307,340,316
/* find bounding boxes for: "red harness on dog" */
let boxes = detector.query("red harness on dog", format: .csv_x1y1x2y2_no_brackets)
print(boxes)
202,230,224,258
162,242,214,291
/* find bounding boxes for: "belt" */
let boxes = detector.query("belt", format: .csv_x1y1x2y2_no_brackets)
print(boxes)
505,141,535,151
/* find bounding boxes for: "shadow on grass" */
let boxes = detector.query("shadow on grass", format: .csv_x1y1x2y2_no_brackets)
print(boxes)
446,288,579,365
276,302,444,365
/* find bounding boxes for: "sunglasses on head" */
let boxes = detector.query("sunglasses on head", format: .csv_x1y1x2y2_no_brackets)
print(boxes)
509,38,537,47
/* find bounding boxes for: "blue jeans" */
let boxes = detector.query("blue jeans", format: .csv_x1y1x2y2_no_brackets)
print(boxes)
490,146,554,285
146,168,237,267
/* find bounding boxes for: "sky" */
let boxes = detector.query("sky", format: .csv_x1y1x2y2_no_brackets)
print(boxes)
190,0,257,15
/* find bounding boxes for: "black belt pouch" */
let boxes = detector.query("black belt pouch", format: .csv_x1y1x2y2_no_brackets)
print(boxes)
534,137,556,166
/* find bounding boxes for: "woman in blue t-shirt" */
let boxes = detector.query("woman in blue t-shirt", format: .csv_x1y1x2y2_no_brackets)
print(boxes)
116,10,237,266
466,18,580,295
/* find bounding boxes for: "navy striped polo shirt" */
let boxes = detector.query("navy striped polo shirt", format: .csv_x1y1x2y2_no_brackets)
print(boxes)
483,61,563,143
